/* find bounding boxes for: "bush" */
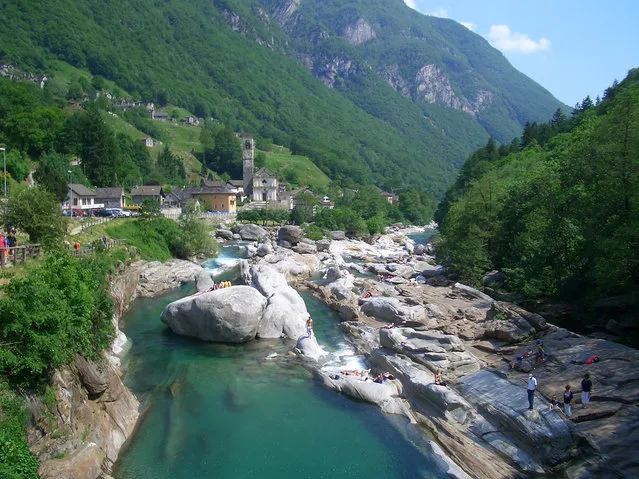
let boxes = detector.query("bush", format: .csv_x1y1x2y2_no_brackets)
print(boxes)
303,224,323,241
106,217,177,261
0,381,39,479
0,252,116,387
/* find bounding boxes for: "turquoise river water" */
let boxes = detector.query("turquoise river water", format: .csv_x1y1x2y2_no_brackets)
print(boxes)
114,239,446,479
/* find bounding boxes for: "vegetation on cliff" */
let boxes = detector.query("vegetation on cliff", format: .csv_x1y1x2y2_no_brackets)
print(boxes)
435,70,638,320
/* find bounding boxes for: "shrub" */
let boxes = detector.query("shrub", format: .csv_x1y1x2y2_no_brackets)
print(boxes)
0,381,39,479
0,252,115,387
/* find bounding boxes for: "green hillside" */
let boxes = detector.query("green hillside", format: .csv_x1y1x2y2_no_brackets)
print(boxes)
0,0,565,197
262,146,331,191
435,70,639,322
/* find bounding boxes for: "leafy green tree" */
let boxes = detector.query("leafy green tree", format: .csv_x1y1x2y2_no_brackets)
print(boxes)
156,145,185,183
74,104,118,186
34,151,72,201
91,75,106,91
170,201,219,259
291,192,317,225
5,149,30,183
0,252,115,387
141,198,160,215
2,185,66,248
210,126,241,178
399,188,436,225
0,381,40,478
66,80,84,100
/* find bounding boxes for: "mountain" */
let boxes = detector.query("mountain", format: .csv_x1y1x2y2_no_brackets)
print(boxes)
0,0,565,196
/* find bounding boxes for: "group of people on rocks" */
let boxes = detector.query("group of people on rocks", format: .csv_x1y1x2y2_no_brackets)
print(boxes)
209,280,232,291
527,372,593,417
335,369,394,383
197,280,233,295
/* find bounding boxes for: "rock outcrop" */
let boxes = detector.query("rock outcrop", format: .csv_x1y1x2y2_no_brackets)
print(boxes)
136,259,213,297
31,266,145,479
300,227,639,478
161,286,267,343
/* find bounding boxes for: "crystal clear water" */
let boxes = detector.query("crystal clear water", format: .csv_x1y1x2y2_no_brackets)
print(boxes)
113,245,448,479
407,229,436,246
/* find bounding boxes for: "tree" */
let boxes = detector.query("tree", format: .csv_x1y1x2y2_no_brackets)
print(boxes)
170,201,219,259
74,104,118,186
34,152,73,202
291,192,318,225
141,198,160,215
5,149,30,183
2,185,66,249
210,126,241,178
156,145,185,183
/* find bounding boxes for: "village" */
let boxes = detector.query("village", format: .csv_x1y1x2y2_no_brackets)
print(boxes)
64,133,398,220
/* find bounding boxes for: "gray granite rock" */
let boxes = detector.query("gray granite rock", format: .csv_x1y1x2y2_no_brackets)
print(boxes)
215,228,234,240
277,225,304,246
331,231,347,240
239,224,267,241
160,286,266,343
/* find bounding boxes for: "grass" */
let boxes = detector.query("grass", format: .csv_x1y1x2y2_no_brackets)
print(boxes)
262,145,331,190
153,120,201,154
103,218,173,261
102,111,147,140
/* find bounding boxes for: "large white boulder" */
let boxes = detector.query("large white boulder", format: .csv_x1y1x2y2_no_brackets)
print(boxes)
252,265,309,339
160,286,267,343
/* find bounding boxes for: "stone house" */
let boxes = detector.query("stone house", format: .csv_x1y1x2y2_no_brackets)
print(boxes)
66,184,99,211
130,185,164,206
139,137,155,148
94,187,125,209
381,191,398,205
182,116,200,126
151,111,168,122
168,180,239,213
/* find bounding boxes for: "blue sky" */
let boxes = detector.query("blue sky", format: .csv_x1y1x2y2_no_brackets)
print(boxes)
403,0,638,107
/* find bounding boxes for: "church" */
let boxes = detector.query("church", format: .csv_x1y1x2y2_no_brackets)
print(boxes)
242,134,279,202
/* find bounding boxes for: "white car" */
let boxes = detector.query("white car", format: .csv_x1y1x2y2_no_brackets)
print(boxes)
107,208,130,217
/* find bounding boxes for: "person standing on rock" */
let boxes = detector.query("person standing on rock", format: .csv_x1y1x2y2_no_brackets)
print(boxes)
527,373,537,410
581,373,592,409
563,384,574,417
306,316,313,337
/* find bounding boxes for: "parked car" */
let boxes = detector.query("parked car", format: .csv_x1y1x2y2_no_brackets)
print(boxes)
111,208,131,217
123,205,142,217
62,208,86,217
93,208,114,217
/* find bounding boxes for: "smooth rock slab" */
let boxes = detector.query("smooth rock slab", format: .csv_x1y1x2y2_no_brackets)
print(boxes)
458,369,573,464
161,286,267,343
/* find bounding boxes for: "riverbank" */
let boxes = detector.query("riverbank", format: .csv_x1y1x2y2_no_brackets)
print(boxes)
30,258,215,479
33,224,638,478
214,224,638,478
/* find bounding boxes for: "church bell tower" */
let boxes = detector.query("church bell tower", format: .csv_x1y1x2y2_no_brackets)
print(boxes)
242,134,254,198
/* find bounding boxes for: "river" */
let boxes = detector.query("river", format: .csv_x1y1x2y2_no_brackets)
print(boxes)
114,240,448,479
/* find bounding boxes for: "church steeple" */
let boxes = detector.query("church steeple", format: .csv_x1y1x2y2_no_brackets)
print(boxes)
242,134,254,197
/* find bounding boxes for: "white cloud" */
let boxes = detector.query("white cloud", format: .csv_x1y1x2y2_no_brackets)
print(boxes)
403,0,417,10
460,21,476,31
487,25,551,54
429,8,448,18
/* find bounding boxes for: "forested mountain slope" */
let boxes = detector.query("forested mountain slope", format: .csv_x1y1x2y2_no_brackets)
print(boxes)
0,0,565,195
435,70,638,332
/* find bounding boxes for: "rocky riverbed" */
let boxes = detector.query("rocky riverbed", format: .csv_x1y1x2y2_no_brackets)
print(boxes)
32,224,639,478
208,224,639,478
